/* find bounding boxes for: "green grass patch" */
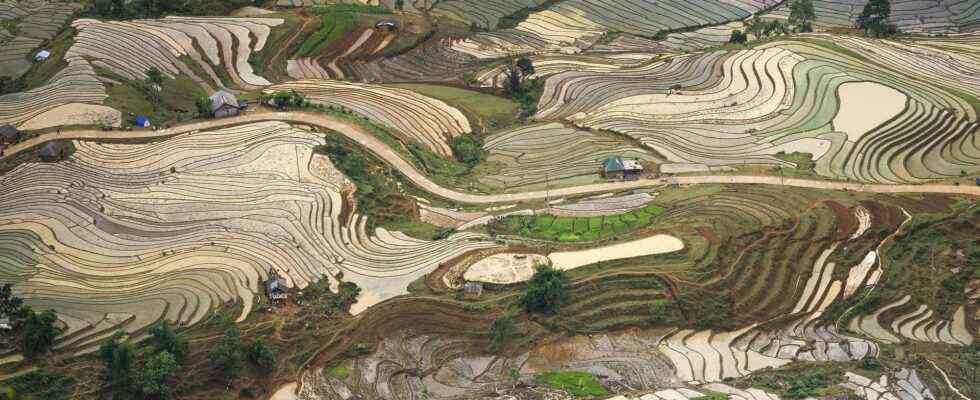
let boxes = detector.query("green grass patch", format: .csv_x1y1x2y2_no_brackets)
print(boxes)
308,3,390,14
738,362,847,399
10,28,76,92
493,203,666,242
388,83,520,129
102,71,207,128
4,369,76,400
295,12,355,58
536,371,608,397
326,361,350,380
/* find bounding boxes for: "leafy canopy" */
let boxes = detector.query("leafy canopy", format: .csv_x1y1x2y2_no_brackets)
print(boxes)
519,265,568,315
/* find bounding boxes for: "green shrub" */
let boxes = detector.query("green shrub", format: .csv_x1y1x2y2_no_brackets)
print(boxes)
536,371,608,397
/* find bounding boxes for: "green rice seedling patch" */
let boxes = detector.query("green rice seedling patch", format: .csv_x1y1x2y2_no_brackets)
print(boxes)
536,371,608,397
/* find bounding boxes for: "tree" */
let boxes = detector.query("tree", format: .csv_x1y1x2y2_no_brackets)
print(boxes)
857,0,896,37
519,265,568,315
728,29,747,44
516,57,535,77
247,340,276,373
145,67,164,86
788,0,816,32
136,351,179,400
489,315,515,351
196,96,212,118
395,0,404,10
21,309,59,359
208,321,244,382
148,321,188,364
450,135,484,165
0,284,24,318
99,332,135,397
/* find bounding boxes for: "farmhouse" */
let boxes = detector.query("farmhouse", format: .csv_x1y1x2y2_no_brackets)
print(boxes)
209,90,247,118
34,50,51,62
39,141,65,161
134,115,151,128
0,125,16,144
601,156,644,180
266,277,289,303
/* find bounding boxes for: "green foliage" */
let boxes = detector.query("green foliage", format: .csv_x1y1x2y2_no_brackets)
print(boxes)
489,315,515,351
247,340,277,373
295,12,355,57
99,332,136,395
326,361,350,380
450,135,484,166
0,283,24,318
858,0,897,37
742,364,845,399
196,96,211,118
308,3,389,14
148,321,189,364
516,57,535,77
136,351,179,400
788,0,816,32
266,90,307,110
21,309,59,359
694,395,730,400
5,370,75,400
493,204,667,242
729,29,748,44
520,265,568,315
536,371,608,397
331,281,361,312
207,320,244,382
145,67,163,86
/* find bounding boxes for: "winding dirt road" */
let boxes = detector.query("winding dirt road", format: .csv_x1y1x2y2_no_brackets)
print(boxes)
3,111,978,202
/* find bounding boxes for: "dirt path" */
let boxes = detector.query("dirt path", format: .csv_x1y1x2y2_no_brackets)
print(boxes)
3,110,978,202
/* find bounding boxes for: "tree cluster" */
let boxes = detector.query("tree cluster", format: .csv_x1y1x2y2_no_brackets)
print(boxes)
98,322,187,400
264,90,308,111
788,0,816,32
504,57,541,119
857,0,897,37
519,265,569,315
0,284,62,360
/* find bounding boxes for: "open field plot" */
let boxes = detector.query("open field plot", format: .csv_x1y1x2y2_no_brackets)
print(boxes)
495,203,666,242
270,80,472,157
450,0,770,59
535,37,980,183
480,122,657,190
68,16,285,92
765,0,980,34
388,83,520,129
0,57,112,128
0,121,496,354
0,0,81,79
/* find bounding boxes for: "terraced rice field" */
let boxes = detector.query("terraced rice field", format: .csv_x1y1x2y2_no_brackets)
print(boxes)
68,16,285,91
536,38,980,183
429,0,548,29
0,121,496,353
0,0,80,78
451,0,770,59
481,123,656,189
766,0,980,34
500,203,667,242
269,80,472,157
0,57,110,128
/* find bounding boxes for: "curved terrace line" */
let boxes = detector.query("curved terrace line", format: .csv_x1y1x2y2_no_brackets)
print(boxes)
2,111,978,202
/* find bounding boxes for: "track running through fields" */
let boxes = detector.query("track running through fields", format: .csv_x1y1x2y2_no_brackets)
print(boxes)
3,111,978,202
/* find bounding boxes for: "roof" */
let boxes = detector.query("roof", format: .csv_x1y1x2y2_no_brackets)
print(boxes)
39,141,64,157
209,90,239,112
135,115,150,125
602,156,624,172
602,156,642,172
35,50,51,59
464,282,483,293
0,124,16,140
267,277,288,291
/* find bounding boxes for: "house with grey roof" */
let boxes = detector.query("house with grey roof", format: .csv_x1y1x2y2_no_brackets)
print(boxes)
209,90,246,118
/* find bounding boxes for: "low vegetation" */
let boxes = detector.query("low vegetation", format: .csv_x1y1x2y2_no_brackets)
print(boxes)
535,371,608,397
491,204,666,242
